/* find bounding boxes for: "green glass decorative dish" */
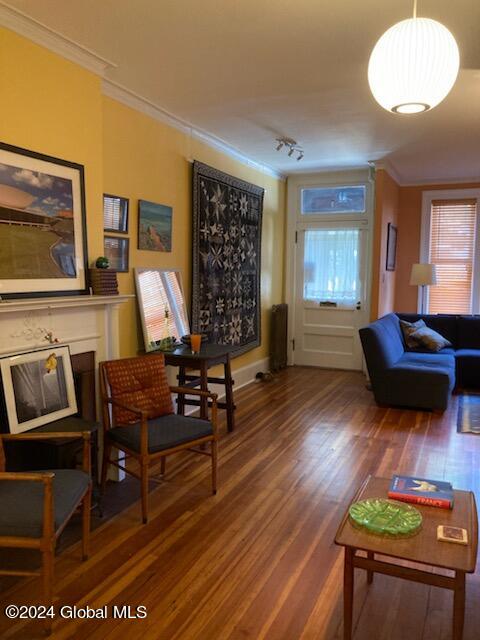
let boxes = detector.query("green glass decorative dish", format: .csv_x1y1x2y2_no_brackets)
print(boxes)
349,498,422,537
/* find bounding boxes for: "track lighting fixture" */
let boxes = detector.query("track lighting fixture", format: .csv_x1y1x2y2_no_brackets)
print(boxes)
275,137,304,161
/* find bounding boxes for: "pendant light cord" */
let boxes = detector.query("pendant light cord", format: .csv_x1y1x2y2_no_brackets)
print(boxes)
413,0,417,19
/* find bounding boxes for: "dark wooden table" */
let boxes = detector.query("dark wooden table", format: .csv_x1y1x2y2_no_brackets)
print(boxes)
335,476,478,640
163,344,236,432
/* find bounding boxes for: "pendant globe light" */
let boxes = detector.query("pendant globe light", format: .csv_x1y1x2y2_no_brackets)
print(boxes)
368,0,460,114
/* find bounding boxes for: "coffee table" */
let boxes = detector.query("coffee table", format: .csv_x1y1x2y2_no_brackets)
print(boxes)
335,476,478,640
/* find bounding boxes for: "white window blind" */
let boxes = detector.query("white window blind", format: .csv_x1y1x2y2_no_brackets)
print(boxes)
428,199,477,314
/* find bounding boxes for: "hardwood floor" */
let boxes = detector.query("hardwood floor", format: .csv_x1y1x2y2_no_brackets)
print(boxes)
0,366,479,639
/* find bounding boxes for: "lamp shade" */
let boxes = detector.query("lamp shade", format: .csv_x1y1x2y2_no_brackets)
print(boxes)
368,17,460,114
410,263,437,286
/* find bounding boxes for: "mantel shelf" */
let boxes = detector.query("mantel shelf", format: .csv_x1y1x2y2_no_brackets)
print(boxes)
0,294,134,314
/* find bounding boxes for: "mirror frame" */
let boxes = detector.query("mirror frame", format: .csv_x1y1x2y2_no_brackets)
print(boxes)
134,267,190,352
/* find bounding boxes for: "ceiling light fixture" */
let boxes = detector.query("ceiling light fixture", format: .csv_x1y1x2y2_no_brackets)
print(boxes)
275,137,304,160
368,0,460,114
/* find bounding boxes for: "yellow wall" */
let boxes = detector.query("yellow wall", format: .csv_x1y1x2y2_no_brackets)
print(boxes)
0,28,104,262
0,28,286,371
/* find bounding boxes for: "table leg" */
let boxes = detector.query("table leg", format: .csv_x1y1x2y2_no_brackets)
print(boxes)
344,547,354,640
200,361,208,419
224,354,235,432
177,366,186,415
367,551,374,585
453,571,466,640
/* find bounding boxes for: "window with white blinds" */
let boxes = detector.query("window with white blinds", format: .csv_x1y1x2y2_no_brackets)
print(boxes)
428,199,477,314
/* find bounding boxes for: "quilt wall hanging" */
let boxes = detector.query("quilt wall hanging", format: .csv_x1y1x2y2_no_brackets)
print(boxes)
192,161,264,356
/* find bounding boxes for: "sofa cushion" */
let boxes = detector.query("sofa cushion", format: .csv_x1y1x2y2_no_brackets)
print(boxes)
396,314,458,347
407,326,452,352
108,414,213,454
455,349,480,388
400,319,426,348
398,351,456,369
0,469,90,538
457,316,480,349
359,314,405,378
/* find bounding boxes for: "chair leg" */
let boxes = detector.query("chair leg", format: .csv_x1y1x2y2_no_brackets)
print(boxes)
141,461,149,524
161,456,166,476
82,486,92,561
100,441,112,493
211,440,217,495
42,542,54,635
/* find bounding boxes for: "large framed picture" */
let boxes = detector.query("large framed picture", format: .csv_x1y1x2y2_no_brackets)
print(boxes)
0,142,88,297
0,346,78,434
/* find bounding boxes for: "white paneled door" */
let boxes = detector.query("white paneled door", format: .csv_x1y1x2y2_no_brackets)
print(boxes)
294,224,368,370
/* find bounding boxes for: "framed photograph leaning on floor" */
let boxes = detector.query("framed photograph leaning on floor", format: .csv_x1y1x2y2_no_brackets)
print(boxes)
0,346,78,434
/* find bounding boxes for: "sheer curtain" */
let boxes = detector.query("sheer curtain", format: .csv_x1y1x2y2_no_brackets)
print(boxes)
303,228,360,303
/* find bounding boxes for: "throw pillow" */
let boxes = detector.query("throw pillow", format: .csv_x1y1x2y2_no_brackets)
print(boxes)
409,326,452,352
400,319,426,348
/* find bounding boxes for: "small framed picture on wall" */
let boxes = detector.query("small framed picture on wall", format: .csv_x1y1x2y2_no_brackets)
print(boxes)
104,236,129,272
386,223,397,271
103,194,129,233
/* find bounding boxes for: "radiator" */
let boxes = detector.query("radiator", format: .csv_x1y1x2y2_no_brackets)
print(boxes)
270,303,288,371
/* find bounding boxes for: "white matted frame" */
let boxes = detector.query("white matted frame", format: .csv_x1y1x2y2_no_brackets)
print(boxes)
0,346,77,434
420,188,480,314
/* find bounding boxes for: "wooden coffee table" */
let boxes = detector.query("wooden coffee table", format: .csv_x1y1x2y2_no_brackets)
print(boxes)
335,476,478,640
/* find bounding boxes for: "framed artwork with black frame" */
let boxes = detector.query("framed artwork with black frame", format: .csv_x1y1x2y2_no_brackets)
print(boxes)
0,346,78,434
0,142,88,298
103,193,129,234
104,235,129,272
386,222,397,271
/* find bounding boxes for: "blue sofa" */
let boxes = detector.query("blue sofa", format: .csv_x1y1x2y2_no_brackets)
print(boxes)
359,313,480,411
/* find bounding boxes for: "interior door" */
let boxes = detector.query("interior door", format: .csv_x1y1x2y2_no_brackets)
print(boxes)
294,224,368,370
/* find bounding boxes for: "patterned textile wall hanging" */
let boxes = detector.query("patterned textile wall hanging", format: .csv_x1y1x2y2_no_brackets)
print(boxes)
192,161,264,357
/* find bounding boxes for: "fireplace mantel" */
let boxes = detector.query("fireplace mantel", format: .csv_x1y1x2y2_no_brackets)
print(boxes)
0,294,133,314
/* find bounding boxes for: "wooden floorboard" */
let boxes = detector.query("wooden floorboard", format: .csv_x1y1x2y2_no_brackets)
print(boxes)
0,366,479,639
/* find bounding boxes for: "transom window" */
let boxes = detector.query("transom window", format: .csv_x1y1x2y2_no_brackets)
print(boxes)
301,185,366,215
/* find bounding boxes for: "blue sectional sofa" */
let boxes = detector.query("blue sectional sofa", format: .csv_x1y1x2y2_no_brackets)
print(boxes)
359,313,480,411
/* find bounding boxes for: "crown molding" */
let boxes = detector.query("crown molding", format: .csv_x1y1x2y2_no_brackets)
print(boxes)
102,79,285,181
372,160,404,185
0,1,116,76
400,175,480,187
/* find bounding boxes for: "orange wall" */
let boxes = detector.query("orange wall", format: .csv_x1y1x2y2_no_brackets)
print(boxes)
371,169,399,319
394,181,480,312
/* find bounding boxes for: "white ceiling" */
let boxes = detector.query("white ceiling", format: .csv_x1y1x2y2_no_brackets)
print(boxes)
5,0,480,182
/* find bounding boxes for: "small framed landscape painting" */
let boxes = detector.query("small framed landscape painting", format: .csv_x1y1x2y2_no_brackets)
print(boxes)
0,142,88,297
104,236,129,272
386,223,397,271
138,200,172,252
0,346,78,434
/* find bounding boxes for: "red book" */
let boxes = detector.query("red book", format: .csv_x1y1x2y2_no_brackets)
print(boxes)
388,475,453,509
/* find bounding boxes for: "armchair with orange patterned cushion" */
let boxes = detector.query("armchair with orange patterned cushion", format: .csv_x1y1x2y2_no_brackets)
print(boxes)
99,354,218,523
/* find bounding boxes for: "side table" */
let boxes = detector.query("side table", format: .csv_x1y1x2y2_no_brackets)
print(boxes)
163,344,236,431
335,476,478,640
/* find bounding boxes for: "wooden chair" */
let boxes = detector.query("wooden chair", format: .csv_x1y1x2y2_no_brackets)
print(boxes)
99,354,218,524
0,430,92,635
